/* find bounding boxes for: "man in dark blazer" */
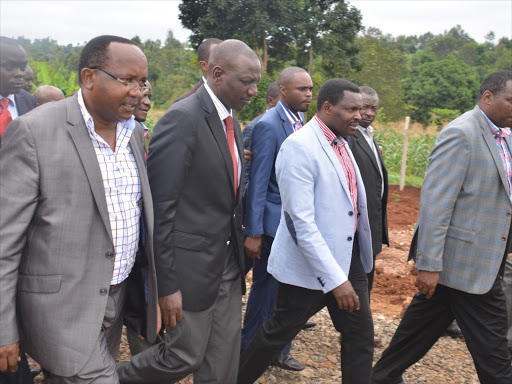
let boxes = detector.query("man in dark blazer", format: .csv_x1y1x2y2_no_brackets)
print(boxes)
117,39,261,384
0,35,158,383
0,36,38,384
242,67,312,371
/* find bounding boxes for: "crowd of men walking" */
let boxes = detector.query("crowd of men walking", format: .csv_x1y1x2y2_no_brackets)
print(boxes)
1,33,512,384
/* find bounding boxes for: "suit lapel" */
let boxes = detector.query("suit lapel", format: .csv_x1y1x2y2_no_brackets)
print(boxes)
311,121,353,206
15,93,29,115
66,94,113,244
276,105,295,137
353,130,381,174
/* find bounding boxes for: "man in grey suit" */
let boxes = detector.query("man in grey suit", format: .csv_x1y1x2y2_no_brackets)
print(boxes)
371,70,512,384
0,35,158,383
117,39,261,384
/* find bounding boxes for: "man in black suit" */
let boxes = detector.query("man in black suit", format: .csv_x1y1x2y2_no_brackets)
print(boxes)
0,36,38,384
348,86,388,346
117,39,261,384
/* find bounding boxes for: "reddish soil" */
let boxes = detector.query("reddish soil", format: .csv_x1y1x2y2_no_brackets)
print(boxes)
371,185,422,317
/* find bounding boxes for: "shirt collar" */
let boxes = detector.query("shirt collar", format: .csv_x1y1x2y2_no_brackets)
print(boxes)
204,82,232,121
358,125,373,136
77,89,136,148
315,114,347,146
279,101,303,125
0,94,17,108
481,110,511,138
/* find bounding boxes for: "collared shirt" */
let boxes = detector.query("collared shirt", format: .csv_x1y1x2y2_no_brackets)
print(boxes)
0,94,19,119
358,125,384,198
481,110,512,196
315,114,358,231
279,100,303,131
77,89,141,285
203,82,241,185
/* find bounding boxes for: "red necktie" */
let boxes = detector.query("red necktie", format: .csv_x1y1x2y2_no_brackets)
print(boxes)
0,98,13,138
225,116,238,196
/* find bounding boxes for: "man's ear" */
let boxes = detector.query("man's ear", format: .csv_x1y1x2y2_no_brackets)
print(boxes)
81,68,95,90
211,65,223,85
199,60,208,75
481,90,494,106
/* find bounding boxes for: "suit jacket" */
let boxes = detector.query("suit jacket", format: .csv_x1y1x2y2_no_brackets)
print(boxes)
0,90,36,146
148,84,246,312
242,112,264,195
0,94,158,376
245,106,304,238
349,129,389,255
267,117,373,293
414,105,512,294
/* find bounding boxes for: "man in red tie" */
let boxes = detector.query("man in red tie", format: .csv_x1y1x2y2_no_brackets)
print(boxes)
0,37,37,146
117,39,262,384
0,36,38,384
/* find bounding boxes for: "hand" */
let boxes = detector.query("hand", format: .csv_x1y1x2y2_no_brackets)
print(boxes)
415,270,439,299
244,149,252,163
156,302,162,334
244,236,262,260
158,291,183,330
0,342,20,373
331,280,360,312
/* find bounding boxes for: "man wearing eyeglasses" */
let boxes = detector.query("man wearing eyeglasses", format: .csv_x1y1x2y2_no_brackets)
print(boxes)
0,35,158,383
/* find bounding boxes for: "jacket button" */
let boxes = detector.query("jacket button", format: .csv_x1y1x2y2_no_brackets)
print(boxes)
348,211,353,216
100,288,108,296
507,212,512,216
233,214,236,218
105,251,114,259
226,240,231,245
347,237,353,241
502,236,507,241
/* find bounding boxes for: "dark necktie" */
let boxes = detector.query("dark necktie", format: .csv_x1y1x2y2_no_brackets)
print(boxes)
0,98,13,138
224,116,238,196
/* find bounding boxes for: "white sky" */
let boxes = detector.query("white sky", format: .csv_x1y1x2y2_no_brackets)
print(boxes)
1,0,511,46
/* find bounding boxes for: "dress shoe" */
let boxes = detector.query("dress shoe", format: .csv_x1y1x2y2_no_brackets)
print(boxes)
272,353,305,371
444,320,463,338
31,368,42,378
302,320,316,329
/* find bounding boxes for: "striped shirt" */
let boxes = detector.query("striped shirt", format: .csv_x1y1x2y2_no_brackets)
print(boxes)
315,115,358,231
77,89,141,285
481,110,512,196
279,101,303,131
203,82,241,185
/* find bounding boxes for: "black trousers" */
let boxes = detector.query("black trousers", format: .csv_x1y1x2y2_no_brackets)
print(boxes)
371,277,512,384
237,245,374,384
0,347,33,384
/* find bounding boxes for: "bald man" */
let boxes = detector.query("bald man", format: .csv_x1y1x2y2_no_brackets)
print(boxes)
33,85,64,106
117,39,261,384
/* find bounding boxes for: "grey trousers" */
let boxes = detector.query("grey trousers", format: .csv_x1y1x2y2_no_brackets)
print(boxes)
47,281,127,384
117,250,242,384
500,257,512,348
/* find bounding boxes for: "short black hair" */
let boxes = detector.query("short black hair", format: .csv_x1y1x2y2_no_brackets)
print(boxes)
359,86,378,97
78,35,136,83
316,78,360,112
478,70,512,100
278,67,307,88
197,38,222,63
266,81,279,99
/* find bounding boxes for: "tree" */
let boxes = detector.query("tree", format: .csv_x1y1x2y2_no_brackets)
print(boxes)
406,59,479,124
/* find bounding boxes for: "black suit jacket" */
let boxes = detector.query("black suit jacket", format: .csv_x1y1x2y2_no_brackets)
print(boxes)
349,129,389,255
0,90,36,147
148,84,245,311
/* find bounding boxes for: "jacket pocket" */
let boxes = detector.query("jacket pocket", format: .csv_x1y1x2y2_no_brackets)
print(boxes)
446,225,476,243
174,231,208,251
18,274,62,293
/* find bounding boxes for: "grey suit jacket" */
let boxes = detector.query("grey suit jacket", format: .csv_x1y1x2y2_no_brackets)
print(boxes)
0,94,158,376
415,105,512,294
148,84,246,312
349,129,389,255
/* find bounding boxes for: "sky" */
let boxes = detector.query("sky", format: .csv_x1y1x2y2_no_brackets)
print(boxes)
1,0,511,46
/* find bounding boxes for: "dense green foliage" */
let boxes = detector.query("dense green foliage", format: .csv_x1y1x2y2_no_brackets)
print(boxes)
14,8,512,127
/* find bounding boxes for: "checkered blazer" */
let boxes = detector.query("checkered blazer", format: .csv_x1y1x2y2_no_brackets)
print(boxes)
415,105,512,294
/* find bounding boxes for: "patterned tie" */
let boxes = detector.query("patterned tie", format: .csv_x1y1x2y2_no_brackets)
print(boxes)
0,98,13,138
225,116,238,196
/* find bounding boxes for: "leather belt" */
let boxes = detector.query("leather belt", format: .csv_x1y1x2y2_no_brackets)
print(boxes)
110,283,121,291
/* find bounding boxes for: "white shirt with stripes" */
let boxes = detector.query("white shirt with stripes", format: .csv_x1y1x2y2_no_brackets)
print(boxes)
77,89,141,285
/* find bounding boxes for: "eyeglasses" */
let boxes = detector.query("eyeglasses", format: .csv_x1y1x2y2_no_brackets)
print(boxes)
90,67,149,95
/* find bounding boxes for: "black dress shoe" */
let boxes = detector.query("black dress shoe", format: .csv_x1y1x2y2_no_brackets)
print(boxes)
302,320,316,329
444,320,463,338
272,353,305,371
31,368,42,378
